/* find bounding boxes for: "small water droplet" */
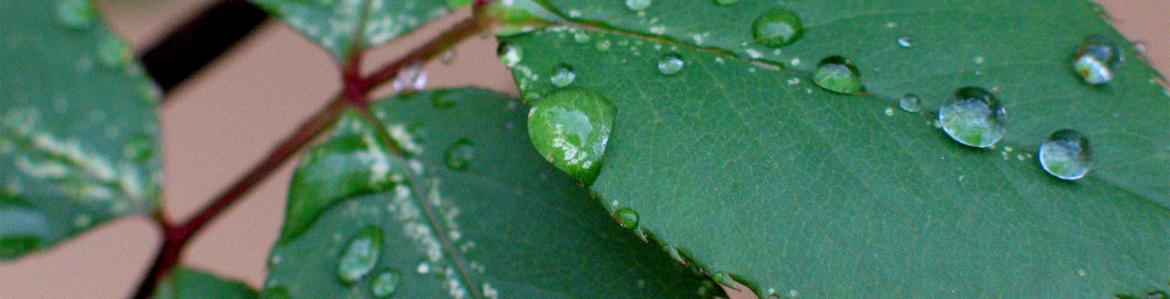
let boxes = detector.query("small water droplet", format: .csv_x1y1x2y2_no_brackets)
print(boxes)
96,36,131,70
938,87,1007,148
1073,34,1121,85
896,36,912,48
625,0,652,11
392,62,427,92
813,56,864,94
444,138,476,171
527,88,616,185
371,270,401,298
594,40,612,52
657,52,685,76
337,226,383,284
714,0,740,5
752,9,803,48
573,32,591,44
898,94,922,113
56,0,98,31
497,43,522,67
615,207,639,229
550,64,577,87
1039,129,1092,180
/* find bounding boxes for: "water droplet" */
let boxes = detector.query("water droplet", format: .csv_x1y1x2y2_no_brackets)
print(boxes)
444,138,476,171
1039,129,1092,180
527,88,616,185
615,207,639,229
813,56,864,94
550,64,576,87
573,32,591,44
657,52,685,76
96,36,131,70
497,43,522,67
371,270,401,298
625,0,652,11
712,272,736,287
897,36,912,48
594,40,612,52
714,0,740,5
56,0,98,31
898,94,922,113
392,62,427,92
337,226,383,284
938,87,1007,148
1073,34,1121,85
752,9,804,48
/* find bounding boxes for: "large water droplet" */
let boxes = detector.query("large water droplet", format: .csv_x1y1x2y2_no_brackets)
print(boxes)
625,0,652,11
527,88,616,185
56,0,98,31
1073,34,1121,85
96,36,131,70
813,56,864,94
615,207,639,229
497,43,522,68
1039,129,1092,180
898,94,922,113
714,0,740,6
444,138,476,171
657,53,685,76
938,87,1007,148
371,270,401,298
337,226,383,284
752,9,804,48
550,64,577,87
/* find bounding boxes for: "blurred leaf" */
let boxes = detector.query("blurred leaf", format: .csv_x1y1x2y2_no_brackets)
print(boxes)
0,0,162,261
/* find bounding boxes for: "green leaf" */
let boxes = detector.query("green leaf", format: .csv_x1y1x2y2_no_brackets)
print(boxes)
264,89,720,298
153,267,259,299
500,0,1170,297
0,0,162,261
251,0,470,60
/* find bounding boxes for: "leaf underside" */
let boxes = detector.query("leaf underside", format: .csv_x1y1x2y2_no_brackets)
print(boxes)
499,0,1170,297
252,0,471,61
264,89,720,298
0,0,162,261
153,266,258,299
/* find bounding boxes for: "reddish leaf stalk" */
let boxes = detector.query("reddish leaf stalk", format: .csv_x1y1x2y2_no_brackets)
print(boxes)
131,8,489,298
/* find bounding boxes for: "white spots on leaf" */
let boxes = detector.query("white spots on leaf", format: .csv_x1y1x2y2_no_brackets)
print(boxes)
483,283,499,299
388,124,423,155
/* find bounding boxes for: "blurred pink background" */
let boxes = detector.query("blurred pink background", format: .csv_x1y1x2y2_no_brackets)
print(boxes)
1,0,1167,298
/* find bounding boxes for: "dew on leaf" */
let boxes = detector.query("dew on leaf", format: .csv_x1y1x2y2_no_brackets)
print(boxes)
337,226,383,284
657,52,685,76
56,0,98,31
573,32,591,44
897,36,912,48
96,36,132,70
1073,34,1121,85
899,94,922,113
527,88,616,185
1039,129,1092,181
615,207,639,229
443,138,476,171
813,56,864,94
371,269,401,298
752,9,804,48
550,64,577,87
625,0,652,11
938,87,1007,148
392,62,428,92
595,40,612,52
497,42,522,68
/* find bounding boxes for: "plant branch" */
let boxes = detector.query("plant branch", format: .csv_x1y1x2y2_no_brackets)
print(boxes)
130,98,344,299
139,0,268,98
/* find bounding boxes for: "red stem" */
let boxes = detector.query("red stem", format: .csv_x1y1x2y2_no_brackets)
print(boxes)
362,15,488,90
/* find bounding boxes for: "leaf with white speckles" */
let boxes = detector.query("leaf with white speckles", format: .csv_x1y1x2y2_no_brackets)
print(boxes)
264,89,720,298
251,0,469,60
499,0,1170,297
0,1,162,261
